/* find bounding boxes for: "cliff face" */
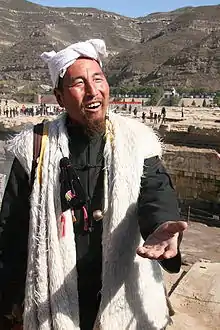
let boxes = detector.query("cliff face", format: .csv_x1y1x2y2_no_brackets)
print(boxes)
1,1,220,94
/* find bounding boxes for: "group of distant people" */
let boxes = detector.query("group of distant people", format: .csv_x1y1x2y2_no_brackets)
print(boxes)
0,100,64,118
3,107,19,118
107,103,168,125
0,100,19,117
150,107,166,124
22,104,62,117
141,107,167,125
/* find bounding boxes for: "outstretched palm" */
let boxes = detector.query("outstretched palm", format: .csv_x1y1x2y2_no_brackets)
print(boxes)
136,221,188,260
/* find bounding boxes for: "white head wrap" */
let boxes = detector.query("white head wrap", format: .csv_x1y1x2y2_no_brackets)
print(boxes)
40,39,108,88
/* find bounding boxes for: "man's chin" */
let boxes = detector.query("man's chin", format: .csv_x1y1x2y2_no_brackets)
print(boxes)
83,110,106,136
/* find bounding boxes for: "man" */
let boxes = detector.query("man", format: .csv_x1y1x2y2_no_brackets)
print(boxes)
0,39,187,330
161,107,166,124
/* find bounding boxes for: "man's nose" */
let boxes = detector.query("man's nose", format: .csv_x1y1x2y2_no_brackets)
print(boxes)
85,80,98,97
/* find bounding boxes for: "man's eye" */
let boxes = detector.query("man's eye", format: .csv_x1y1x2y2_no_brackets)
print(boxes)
95,77,102,82
74,80,84,85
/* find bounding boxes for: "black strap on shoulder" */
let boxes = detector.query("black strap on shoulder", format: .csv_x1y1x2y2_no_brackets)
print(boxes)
30,123,44,188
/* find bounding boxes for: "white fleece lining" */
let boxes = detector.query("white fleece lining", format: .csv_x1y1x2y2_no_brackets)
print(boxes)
7,113,168,330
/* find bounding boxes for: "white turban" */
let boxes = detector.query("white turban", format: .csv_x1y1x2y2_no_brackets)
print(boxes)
40,39,108,88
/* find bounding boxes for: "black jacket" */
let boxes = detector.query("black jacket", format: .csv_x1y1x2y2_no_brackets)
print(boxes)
0,122,181,329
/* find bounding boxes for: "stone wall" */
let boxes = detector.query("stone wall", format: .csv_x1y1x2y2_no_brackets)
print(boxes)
161,131,220,150
163,146,220,213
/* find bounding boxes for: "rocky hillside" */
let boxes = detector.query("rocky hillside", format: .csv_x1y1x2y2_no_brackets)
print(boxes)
145,30,220,90
107,5,220,89
1,0,220,96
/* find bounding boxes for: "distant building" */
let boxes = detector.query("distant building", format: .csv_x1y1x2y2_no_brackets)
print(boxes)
163,87,179,99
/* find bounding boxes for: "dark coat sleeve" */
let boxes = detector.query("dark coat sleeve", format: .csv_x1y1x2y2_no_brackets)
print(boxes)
137,156,183,273
0,157,30,321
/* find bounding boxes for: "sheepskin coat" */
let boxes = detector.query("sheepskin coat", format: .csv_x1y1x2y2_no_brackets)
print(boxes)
8,113,169,330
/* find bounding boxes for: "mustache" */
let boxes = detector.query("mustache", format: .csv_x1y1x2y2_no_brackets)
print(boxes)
81,98,102,108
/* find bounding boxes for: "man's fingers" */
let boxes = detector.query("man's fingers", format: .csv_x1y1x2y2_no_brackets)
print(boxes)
163,248,178,259
136,246,165,259
162,236,178,259
137,235,178,260
161,221,188,235
137,245,178,260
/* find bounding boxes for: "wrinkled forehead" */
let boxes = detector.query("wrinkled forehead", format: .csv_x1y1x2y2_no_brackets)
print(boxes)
64,57,104,79
77,56,101,65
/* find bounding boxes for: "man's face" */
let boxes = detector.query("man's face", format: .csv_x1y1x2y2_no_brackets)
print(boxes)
55,58,110,128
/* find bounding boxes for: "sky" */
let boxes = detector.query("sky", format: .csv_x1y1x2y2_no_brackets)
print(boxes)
30,0,220,17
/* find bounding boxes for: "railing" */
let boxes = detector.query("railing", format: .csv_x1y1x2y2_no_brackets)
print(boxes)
180,205,220,227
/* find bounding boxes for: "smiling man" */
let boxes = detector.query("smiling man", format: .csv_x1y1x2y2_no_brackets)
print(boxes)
0,39,187,330
54,57,109,135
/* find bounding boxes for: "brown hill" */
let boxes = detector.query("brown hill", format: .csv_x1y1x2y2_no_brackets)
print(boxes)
143,30,220,90
0,0,141,96
1,1,220,97
106,5,220,89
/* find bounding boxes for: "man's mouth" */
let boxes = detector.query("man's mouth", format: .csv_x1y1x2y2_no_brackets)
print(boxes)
84,102,102,112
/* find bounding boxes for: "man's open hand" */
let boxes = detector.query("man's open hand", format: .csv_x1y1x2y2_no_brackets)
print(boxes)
136,221,188,260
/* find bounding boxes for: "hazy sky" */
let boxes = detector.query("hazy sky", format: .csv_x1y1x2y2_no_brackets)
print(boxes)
31,0,220,17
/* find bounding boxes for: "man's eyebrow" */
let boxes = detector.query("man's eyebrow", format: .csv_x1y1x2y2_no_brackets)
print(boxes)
68,72,104,83
92,72,104,77
69,76,84,82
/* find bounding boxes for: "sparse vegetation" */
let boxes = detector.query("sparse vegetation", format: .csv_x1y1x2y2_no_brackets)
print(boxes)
1,3,220,101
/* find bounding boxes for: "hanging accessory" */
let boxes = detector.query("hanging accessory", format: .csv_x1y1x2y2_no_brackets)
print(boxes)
60,157,90,230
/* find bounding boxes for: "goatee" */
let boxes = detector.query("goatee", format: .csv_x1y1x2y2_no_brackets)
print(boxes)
83,115,106,137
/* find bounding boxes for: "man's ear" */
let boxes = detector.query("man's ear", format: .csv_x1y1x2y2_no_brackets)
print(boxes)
54,88,64,108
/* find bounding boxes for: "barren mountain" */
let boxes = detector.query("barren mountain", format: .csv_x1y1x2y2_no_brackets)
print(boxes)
143,30,220,90
0,1,220,97
107,5,220,89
